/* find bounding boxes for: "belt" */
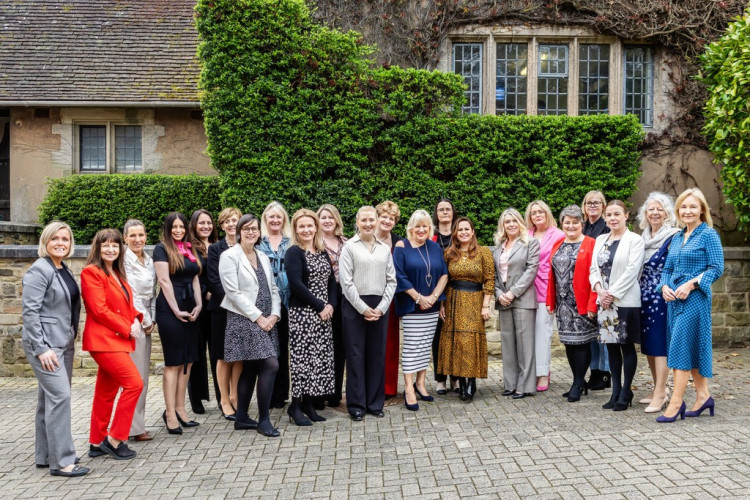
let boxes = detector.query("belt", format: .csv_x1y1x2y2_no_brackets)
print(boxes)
448,280,482,292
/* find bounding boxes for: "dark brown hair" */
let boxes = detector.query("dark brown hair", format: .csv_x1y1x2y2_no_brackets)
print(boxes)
86,228,126,278
444,217,478,263
190,208,218,258
160,212,201,275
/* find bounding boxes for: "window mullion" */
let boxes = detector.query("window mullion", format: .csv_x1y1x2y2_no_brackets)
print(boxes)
485,39,496,115
611,40,623,115
527,37,538,115
569,38,579,116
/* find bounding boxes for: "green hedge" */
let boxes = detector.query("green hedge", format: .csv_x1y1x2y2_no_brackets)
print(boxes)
38,174,221,245
197,0,643,242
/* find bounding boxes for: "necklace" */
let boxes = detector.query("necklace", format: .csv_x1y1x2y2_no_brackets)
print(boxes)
414,242,433,288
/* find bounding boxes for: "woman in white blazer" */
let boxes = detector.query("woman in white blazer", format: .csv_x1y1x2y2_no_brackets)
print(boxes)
590,200,645,412
219,213,282,437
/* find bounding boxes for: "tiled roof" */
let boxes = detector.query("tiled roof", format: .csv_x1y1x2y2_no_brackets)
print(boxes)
0,0,201,105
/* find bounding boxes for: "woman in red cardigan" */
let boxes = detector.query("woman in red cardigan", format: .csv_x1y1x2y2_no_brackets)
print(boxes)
82,229,144,461
546,205,598,403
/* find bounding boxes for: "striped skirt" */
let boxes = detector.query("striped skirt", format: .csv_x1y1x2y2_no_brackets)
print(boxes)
401,312,440,374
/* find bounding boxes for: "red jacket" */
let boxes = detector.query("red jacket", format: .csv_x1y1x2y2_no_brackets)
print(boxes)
81,265,142,352
546,236,598,315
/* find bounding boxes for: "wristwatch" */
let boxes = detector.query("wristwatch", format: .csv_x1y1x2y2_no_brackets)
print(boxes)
693,281,700,290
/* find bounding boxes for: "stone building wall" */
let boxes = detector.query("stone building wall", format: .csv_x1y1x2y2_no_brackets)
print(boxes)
1,245,748,376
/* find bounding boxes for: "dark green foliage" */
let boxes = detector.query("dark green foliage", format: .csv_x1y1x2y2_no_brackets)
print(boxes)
38,174,220,244
702,6,750,236
197,0,643,242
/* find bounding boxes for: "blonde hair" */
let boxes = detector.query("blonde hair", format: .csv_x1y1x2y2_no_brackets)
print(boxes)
291,209,324,251
493,208,529,246
674,188,713,228
581,190,607,222
524,200,557,230
261,201,292,238
355,205,377,233
376,200,401,219
316,204,344,237
38,221,74,259
405,209,434,240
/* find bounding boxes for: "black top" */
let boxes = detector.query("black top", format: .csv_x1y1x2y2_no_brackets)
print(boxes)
285,245,337,313
153,243,201,292
57,265,80,330
206,238,230,312
584,217,610,239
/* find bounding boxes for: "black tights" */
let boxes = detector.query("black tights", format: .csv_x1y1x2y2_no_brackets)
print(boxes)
565,343,592,389
606,343,637,397
236,357,278,425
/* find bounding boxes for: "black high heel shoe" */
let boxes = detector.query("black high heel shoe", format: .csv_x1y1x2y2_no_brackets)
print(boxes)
175,411,200,427
602,389,621,410
613,389,634,411
287,398,312,426
302,396,326,422
563,381,587,399
162,410,183,435
464,378,476,402
567,383,588,402
413,384,434,402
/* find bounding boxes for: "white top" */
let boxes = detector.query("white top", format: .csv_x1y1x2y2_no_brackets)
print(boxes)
339,234,397,315
124,247,156,328
498,245,511,283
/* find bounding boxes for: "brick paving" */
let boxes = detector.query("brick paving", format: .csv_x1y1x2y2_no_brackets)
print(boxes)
1,347,749,499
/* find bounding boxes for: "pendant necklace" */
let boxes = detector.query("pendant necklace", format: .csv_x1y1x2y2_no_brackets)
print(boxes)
415,242,433,288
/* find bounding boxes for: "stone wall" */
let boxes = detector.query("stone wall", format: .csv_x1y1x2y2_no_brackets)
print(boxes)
0,221,39,245
1,245,748,376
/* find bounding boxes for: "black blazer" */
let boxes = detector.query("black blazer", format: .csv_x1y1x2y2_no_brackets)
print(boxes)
206,238,230,312
285,245,337,313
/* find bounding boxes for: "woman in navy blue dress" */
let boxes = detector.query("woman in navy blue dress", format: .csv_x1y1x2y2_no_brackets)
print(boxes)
636,192,679,413
657,188,724,423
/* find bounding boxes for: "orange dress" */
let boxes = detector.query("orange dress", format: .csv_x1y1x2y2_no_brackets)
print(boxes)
438,246,495,378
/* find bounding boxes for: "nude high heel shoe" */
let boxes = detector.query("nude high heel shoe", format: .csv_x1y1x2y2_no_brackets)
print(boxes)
644,394,670,413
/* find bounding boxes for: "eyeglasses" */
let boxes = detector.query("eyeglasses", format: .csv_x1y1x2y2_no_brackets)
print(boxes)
241,227,259,234
585,201,603,207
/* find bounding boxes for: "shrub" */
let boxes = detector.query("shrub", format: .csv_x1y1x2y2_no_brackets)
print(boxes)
38,174,221,244
197,0,643,242
702,6,750,236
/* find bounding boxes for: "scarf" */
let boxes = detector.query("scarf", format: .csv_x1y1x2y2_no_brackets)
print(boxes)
642,224,679,262
174,240,197,263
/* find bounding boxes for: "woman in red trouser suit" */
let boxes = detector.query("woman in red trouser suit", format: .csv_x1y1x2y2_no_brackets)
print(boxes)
82,229,144,461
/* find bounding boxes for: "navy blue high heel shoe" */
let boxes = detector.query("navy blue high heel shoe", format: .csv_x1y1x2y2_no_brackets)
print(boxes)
404,392,419,411
684,396,715,417
413,384,434,402
656,401,686,423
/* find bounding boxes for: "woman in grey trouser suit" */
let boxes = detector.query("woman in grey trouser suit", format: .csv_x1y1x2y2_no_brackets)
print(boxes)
22,221,89,477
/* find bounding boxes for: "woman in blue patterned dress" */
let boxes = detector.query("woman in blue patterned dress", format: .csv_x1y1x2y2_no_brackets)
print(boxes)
657,188,724,423
636,192,679,413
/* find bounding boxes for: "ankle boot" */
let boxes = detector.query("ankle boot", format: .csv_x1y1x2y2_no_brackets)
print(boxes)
613,388,634,411
458,378,468,401
588,369,604,390
465,378,476,401
602,387,621,410
302,396,326,422
287,397,312,426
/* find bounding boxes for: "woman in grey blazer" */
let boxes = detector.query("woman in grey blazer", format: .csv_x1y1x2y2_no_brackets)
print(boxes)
493,209,541,399
22,221,89,477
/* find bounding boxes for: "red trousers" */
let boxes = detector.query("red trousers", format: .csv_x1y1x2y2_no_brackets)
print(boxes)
383,303,400,396
89,351,143,443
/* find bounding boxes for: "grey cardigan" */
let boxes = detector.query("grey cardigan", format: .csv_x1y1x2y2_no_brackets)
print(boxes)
493,238,541,311
22,257,81,357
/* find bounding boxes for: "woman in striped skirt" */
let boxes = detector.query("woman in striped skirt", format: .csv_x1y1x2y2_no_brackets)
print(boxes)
394,210,449,411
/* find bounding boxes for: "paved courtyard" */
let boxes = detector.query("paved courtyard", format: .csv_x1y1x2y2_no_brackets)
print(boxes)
1,347,749,499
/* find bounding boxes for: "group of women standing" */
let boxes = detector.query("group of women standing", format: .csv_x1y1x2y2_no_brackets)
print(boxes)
22,187,726,476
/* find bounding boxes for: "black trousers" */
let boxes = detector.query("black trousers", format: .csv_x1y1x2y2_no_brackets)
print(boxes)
342,295,388,415
271,305,290,405
188,309,219,405
330,284,345,404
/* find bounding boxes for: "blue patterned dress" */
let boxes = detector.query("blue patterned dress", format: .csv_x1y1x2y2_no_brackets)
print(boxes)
639,236,675,356
659,223,724,378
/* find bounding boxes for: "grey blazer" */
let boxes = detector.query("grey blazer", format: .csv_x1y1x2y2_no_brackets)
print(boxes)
218,244,281,322
493,238,541,311
22,257,81,357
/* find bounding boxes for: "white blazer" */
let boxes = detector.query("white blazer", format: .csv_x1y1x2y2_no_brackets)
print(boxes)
219,244,281,322
589,230,644,308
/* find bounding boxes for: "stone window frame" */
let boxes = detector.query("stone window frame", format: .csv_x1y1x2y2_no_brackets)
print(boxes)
443,27,654,127
73,121,144,174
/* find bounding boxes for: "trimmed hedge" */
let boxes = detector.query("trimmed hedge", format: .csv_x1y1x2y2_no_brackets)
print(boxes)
197,0,643,242
38,174,221,245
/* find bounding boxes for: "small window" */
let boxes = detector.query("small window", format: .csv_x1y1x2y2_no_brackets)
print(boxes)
579,44,609,115
80,126,106,172
115,125,142,172
496,43,528,115
453,43,483,114
624,46,653,126
538,44,569,115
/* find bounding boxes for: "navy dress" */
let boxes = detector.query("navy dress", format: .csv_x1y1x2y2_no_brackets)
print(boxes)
639,236,674,356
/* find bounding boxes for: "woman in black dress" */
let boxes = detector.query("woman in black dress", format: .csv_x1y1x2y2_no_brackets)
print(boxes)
154,212,203,435
286,209,336,426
